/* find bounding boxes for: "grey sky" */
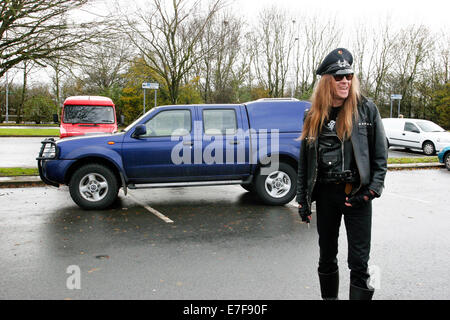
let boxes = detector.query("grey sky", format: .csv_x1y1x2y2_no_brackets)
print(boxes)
230,0,449,32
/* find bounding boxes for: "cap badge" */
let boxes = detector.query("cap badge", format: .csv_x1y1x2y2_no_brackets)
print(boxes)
336,59,350,68
338,50,343,55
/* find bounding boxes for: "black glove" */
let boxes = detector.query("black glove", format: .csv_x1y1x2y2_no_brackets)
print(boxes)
298,203,311,223
345,188,376,208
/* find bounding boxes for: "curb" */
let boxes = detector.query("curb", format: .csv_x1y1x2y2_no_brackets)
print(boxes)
387,163,445,170
0,176,46,188
0,163,446,188
0,136,59,138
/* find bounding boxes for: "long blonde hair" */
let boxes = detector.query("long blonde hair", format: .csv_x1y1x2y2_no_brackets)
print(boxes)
300,74,360,143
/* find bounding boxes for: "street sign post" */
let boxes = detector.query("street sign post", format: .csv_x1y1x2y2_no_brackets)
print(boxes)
142,83,159,90
390,94,403,118
142,82,159,113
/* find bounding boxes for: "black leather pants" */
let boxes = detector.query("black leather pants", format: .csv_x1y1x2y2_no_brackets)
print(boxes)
315,182,372,289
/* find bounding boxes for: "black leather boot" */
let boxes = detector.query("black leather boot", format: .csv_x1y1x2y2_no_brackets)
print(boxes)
349,284,374,300
318,269,339,300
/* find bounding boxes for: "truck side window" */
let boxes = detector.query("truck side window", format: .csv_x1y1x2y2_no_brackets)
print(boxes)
404,122,419,133
143,110,191,137
203,109,237,135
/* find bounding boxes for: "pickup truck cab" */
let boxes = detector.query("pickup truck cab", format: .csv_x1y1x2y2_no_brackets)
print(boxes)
38,98,310,210
58,96,118,139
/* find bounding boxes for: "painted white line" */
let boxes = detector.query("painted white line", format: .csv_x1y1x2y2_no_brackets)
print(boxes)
128,193,174,224
385,192,431,204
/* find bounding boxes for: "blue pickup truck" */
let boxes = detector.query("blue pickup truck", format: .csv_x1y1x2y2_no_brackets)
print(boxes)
37,98,310,210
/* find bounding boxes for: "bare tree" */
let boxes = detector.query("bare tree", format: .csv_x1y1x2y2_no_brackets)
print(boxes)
0,0,104,78
119,0,224,104
195,12,244,103
291,14,341,97
253,7,295,98
392,25,434,117
77,38,132,92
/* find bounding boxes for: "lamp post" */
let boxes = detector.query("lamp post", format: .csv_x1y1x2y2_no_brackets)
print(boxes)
291,20,298,98
5,69,8,123
4,30,9,123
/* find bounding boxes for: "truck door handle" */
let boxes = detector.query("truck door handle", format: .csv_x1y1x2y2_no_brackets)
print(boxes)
402,133,406,136
229,140,240,145
183,141,193,146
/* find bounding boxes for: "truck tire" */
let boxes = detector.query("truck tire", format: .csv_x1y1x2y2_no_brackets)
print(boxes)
69,164,119,210
254,162,297,205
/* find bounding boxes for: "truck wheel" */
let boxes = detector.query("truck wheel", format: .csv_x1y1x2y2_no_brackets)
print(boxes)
69,164,119,210
254,162,296,205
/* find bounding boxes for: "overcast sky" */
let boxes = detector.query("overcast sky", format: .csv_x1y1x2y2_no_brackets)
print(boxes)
84,0,449,32
230,0,449,31
22,0,450,85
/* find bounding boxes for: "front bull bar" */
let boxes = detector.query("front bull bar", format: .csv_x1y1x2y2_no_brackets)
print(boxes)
36,138,60,187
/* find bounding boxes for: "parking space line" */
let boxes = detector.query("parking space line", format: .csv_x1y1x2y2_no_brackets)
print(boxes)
127,193,174,224
385,192,431,204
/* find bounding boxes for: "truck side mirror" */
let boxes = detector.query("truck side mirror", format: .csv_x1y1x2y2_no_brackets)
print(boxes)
53,114,59,124
132,124,147,138
119,114,125,126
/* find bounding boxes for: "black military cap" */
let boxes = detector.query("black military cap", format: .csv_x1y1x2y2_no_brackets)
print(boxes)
316,48,354,76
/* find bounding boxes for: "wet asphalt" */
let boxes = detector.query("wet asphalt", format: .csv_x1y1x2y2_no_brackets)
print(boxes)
0,169,449,300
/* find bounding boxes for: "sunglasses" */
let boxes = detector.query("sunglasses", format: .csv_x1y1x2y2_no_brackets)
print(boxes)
333,74,354,81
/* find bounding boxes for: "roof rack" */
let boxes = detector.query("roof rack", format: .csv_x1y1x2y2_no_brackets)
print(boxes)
256,98,300,102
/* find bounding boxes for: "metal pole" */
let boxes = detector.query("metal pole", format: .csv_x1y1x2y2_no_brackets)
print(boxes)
4,29,8,123
5,69,8,122
143,88,146,114
154,89,157,108
397,99,401,117
390,97,393,118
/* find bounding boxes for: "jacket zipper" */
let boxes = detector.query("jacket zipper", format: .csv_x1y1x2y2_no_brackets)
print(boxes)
351,137,362,195
308,140,319,209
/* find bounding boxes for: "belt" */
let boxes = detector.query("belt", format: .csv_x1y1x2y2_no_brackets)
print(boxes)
318,170,359,183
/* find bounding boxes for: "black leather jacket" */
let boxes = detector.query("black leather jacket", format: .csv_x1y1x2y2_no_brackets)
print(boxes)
296,96,388,208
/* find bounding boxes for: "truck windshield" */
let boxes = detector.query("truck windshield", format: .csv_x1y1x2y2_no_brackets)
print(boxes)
63,105,115,124
416,121,445,132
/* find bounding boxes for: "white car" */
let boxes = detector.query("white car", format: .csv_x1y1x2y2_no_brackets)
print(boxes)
382,118,450,155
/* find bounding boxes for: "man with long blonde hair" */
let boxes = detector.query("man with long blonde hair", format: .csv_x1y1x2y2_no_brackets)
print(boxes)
296,48,388,300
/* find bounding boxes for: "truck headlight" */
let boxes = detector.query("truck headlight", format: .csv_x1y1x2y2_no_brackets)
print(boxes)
42,143,56,158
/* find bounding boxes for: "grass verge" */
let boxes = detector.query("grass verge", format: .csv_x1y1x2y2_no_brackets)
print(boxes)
388,157,439,164
0,123,58,127
0,128,59,136
0,168,39,177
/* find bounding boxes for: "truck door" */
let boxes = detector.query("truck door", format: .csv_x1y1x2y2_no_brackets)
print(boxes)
121,108,196,182
195,106,250,178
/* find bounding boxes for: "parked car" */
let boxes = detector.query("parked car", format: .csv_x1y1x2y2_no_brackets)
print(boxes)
37,98,311,210
437,146,450,171
54,96,119,139
382,118,450,155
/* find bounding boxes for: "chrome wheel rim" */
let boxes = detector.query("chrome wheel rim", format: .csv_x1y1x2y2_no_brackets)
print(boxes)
79,173,109,202
424,143,434,155
264,171,291,198
446,155,450,169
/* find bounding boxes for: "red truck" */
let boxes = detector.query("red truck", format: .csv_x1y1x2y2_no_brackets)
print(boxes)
55,96,118,139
